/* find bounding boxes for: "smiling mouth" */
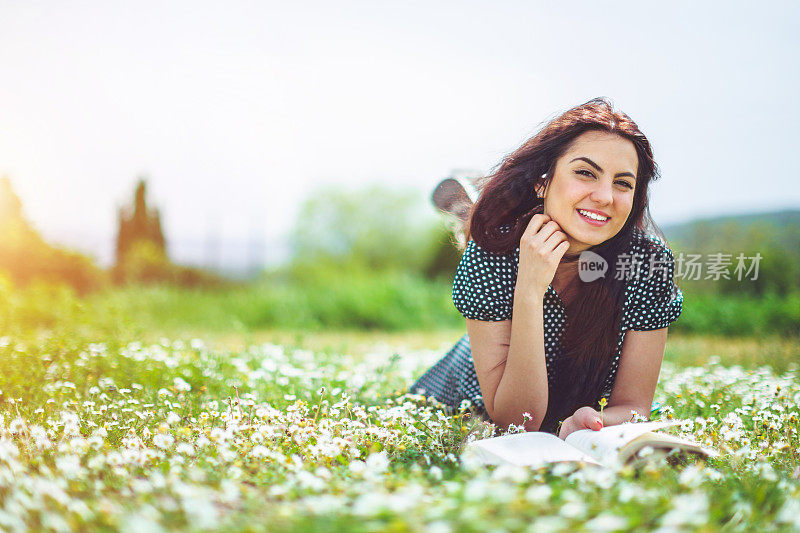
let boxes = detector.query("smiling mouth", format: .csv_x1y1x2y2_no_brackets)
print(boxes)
577,209,610,225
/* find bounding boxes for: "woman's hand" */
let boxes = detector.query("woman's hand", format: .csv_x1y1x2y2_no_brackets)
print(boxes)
558,406,603,440
516,214,571,299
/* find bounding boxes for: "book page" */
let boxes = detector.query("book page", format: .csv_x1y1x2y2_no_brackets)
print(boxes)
564,420,682,465
617,431,719,465
463,432,601,468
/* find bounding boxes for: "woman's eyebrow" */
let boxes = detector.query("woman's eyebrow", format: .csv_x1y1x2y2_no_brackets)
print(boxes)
570,156,636,180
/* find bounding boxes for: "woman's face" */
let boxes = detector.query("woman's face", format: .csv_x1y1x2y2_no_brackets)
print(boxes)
538,130,639,255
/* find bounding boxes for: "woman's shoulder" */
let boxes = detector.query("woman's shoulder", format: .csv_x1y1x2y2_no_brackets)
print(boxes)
621,227,684,331
459,237,519,275
466,223,520,259
452,224,519,322
617,227,678,285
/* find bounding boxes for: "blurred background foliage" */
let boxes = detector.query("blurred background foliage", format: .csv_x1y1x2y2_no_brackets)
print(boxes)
110,179,228,288
0,176,797,337
287,184,462,281
665,211,800,297
0,177,106,295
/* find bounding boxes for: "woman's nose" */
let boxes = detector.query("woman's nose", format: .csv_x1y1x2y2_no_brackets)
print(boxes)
590,182,614,205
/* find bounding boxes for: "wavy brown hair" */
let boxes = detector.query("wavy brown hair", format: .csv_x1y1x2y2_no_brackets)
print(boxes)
466,97,664,434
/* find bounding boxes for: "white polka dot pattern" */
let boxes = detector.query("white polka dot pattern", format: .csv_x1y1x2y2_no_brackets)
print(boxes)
451,239,518,322
410,228,683,431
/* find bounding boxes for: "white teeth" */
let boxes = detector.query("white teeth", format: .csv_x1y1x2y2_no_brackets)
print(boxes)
578,209,609,221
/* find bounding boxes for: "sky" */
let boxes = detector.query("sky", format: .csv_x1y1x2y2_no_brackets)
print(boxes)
1,1,798,270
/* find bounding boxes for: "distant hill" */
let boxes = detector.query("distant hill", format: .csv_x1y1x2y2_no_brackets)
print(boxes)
661,209,800,245
659,208,800,295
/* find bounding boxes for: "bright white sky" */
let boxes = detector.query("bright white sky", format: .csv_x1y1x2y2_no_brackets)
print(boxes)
1,1,798,267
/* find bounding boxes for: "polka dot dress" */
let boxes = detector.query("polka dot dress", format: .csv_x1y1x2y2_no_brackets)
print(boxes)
409,227,683,433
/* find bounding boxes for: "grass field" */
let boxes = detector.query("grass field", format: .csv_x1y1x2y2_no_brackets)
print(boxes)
1,278,800,531
0,312,799,531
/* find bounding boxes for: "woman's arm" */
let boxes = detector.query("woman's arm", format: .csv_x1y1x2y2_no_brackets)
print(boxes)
606,327,668,418
557,327,669,439
467,214,569,432
467,291,550,432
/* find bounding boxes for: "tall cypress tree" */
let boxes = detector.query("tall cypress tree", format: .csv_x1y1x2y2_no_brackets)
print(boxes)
114,179,166,267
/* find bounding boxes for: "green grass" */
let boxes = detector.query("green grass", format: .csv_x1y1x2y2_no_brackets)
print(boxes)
1,283,800,530
4,273,797,338
0,323,799,531
665,335,800,374
86,273,463,335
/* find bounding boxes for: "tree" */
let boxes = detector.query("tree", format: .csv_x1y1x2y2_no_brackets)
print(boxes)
289,184,439,273
0,176,104,294
284,183,466,283
114,179,166,282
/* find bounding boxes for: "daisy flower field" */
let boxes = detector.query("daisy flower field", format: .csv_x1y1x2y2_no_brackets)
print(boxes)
0,327,798,532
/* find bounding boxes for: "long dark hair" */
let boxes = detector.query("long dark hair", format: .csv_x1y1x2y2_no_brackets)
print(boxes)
467,97,663,433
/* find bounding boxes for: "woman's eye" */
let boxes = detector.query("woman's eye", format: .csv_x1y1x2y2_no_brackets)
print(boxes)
615,180,634,190
575,170,595,178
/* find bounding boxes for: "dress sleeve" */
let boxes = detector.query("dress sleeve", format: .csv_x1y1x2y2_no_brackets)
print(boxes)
624,241,684,331
451,239,517,321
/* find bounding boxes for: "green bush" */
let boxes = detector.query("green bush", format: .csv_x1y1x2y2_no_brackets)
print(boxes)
112,240,229,289
0,217,107,295
0,177,107,295
87,271,462,334
671,291,799,337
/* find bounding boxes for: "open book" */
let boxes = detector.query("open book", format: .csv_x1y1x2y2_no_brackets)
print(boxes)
462,420,718,469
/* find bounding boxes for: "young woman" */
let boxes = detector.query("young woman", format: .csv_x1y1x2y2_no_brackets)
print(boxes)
410,97,683,440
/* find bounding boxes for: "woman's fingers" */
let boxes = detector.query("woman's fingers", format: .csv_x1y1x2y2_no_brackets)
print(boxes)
522,214,551,240
575,407,603,431
535,221,564,245
542,229,568,253
523,220,564,251
559,411,602,440
518,213,571,297
558,417,575,440
551,240,571,264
